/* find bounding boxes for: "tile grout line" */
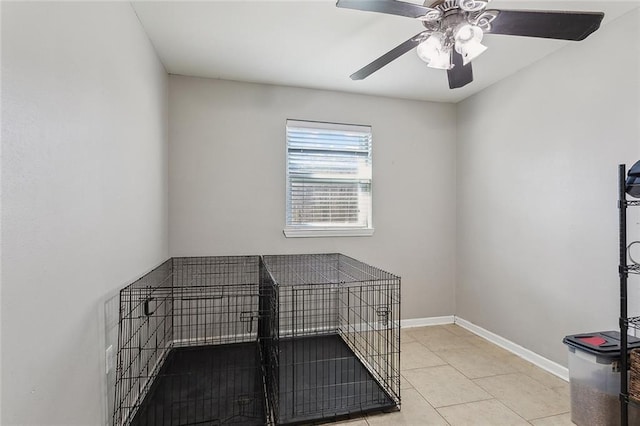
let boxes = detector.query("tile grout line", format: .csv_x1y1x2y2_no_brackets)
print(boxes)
527,411,572,422
492,397,533,425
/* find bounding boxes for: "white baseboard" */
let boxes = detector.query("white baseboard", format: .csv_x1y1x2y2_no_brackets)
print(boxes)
400,315,455,328
454,317,569,382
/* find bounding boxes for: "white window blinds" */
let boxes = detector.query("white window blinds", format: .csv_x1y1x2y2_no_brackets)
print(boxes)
285,120,373,237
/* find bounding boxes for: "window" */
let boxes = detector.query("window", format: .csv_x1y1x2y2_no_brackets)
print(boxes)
284,119,373,238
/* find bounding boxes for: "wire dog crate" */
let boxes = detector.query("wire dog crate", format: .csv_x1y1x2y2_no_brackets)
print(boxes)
113,256,268,426
261,254,401,424
113,254,400,426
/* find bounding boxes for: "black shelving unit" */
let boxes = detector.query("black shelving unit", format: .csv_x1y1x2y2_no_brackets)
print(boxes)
619,164,640,426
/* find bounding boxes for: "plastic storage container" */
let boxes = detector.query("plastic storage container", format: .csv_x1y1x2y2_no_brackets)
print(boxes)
563,331,640,426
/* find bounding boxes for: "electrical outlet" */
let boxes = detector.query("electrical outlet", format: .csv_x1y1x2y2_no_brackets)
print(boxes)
106,345,114,375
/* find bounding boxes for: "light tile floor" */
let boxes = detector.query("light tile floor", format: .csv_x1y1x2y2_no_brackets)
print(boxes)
335,324,572,426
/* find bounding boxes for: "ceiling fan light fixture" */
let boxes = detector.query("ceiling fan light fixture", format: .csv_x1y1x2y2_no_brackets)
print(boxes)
454,24,487,65
455,40,487,65
416,33,453,70
426,51,453,70
454,24,482,45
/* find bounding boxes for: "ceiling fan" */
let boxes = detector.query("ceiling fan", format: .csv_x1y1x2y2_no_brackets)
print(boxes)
336,0,604,89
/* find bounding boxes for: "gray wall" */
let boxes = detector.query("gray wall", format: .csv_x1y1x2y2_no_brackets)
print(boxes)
168,76,457,320
1,3,169,424
456,9,640,366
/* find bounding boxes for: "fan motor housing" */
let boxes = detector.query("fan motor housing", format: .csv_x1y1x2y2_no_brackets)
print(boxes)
422,0,474,30
426,0,457,12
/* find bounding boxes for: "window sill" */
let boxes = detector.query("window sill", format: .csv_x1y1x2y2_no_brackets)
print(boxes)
283,227,375,238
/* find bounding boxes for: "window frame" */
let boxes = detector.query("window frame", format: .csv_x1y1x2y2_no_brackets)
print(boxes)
283,119,374,238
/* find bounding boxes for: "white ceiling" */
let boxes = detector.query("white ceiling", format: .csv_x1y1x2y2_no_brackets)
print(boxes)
132,0,640,103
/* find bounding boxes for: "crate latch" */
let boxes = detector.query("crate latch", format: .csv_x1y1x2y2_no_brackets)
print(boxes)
240,311,258,333
376,305,390,326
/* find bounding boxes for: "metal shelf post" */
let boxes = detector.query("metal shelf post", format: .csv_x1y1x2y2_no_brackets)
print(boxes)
620,164,629,426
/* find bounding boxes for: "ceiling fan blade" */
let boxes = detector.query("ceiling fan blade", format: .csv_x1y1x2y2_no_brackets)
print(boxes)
485,9,604,41
336,0,438,19
447,50,473,89
350,32,427,80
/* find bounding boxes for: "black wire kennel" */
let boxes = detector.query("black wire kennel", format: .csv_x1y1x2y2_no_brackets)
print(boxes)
113,256,268,426
260,254,401,424
113,254,400,426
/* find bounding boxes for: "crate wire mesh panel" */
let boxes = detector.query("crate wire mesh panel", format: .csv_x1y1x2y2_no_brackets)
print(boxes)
113,259,174,426
113,254,400,426
113,256,268,426
261,254,401,424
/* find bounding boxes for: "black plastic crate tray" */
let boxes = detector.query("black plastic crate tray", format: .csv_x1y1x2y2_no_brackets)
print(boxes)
130,343,267,426
276,334,396,425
